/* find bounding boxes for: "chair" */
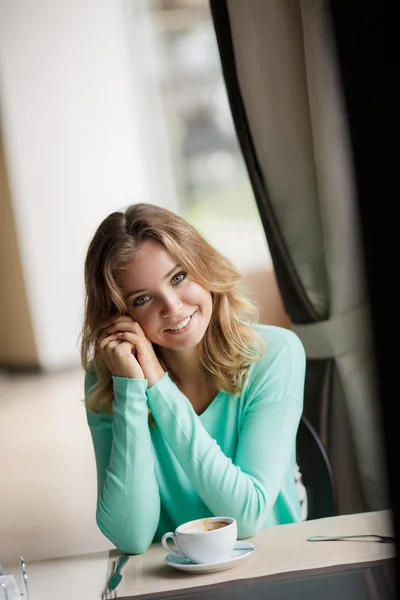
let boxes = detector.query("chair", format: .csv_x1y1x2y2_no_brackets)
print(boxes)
296,415,337,520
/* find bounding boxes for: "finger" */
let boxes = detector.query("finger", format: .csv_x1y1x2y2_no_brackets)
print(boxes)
115,331,141,345
115,315,134,323
100,315,133,332
98,340,123,356
107,321,142,334
114,340,136,356
103,339,123,351
100,315,120,330
102,339,135,355
98,334,119,350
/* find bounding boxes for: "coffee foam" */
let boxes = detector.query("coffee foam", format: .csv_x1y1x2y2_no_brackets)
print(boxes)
183,519,229,533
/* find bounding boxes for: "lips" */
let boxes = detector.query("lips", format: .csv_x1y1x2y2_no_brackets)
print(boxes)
165,312,196,332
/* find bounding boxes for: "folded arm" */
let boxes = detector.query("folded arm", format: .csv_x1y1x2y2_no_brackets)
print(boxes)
85,373,160,554
146,331,305,538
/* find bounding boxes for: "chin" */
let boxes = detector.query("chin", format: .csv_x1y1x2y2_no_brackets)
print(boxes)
166,338,203,351
163,328,207,350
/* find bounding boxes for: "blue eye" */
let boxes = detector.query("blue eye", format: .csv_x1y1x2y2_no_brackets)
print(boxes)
133,294,151,307
172,272,186,284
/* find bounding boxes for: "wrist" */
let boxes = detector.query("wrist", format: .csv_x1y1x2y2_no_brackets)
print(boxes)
147,366,165,388
112,369,145,380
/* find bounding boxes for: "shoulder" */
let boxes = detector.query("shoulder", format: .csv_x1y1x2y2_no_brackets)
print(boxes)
253,323,305,361
245,324,306,402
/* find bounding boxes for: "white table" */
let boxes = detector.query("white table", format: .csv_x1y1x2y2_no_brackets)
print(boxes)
2,510,395,600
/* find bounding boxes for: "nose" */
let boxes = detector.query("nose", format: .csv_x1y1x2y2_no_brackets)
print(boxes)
160,290,183,319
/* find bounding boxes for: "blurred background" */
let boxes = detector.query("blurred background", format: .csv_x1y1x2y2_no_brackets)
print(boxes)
0,0,289,563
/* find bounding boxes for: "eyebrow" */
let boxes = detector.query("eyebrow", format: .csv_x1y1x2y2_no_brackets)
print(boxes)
125,264,180,299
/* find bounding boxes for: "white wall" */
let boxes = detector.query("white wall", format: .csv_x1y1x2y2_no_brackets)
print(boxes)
0,0,177,369
0,367,113,563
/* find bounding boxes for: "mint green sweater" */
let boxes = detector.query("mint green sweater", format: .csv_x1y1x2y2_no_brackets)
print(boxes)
85,324,306,554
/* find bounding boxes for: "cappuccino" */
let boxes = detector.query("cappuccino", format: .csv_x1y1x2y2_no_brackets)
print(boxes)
183,519,228,533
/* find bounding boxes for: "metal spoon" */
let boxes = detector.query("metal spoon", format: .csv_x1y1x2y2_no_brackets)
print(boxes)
307,534,395,544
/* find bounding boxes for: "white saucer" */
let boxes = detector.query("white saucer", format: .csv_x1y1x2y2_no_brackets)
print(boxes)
164,541,256,573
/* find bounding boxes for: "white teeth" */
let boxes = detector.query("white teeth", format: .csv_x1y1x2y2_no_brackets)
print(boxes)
170,315,192,331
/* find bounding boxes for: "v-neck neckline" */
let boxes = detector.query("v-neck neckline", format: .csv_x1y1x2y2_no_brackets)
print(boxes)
197,390,225,418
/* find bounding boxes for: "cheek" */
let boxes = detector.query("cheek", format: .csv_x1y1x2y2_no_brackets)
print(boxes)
205,296,213,323
126,309,152,334
193,284,212,317
135,317,160,344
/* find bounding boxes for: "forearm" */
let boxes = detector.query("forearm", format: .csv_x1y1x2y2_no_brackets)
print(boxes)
88,377,160,554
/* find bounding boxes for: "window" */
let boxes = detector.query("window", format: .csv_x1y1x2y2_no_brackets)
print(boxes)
149,0,272,274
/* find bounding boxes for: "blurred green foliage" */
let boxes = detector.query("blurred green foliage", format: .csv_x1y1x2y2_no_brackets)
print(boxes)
181,182,259,226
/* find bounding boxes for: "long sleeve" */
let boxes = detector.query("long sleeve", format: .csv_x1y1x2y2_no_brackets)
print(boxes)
85,373,160,554
146,328,305,538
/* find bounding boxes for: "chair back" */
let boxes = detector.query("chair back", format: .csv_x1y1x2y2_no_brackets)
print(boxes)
296,415,337,520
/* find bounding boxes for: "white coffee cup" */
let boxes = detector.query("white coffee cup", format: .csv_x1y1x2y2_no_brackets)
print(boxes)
161,516,237,564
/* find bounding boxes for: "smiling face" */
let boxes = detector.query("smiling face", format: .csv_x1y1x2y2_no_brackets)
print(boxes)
117,238,213,351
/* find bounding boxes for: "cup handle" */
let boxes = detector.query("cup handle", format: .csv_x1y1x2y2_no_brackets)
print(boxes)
161,532,186,557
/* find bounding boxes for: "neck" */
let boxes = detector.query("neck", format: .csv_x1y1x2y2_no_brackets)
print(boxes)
158,345,207,388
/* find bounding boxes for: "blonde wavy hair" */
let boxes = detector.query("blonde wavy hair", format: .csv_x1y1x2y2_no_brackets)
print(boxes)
81,203,265,414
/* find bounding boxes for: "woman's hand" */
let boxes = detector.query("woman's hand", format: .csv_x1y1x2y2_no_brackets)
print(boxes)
102,317,165,386
97,316,145,380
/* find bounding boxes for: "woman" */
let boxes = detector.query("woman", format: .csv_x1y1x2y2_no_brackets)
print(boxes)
82,202,306,555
